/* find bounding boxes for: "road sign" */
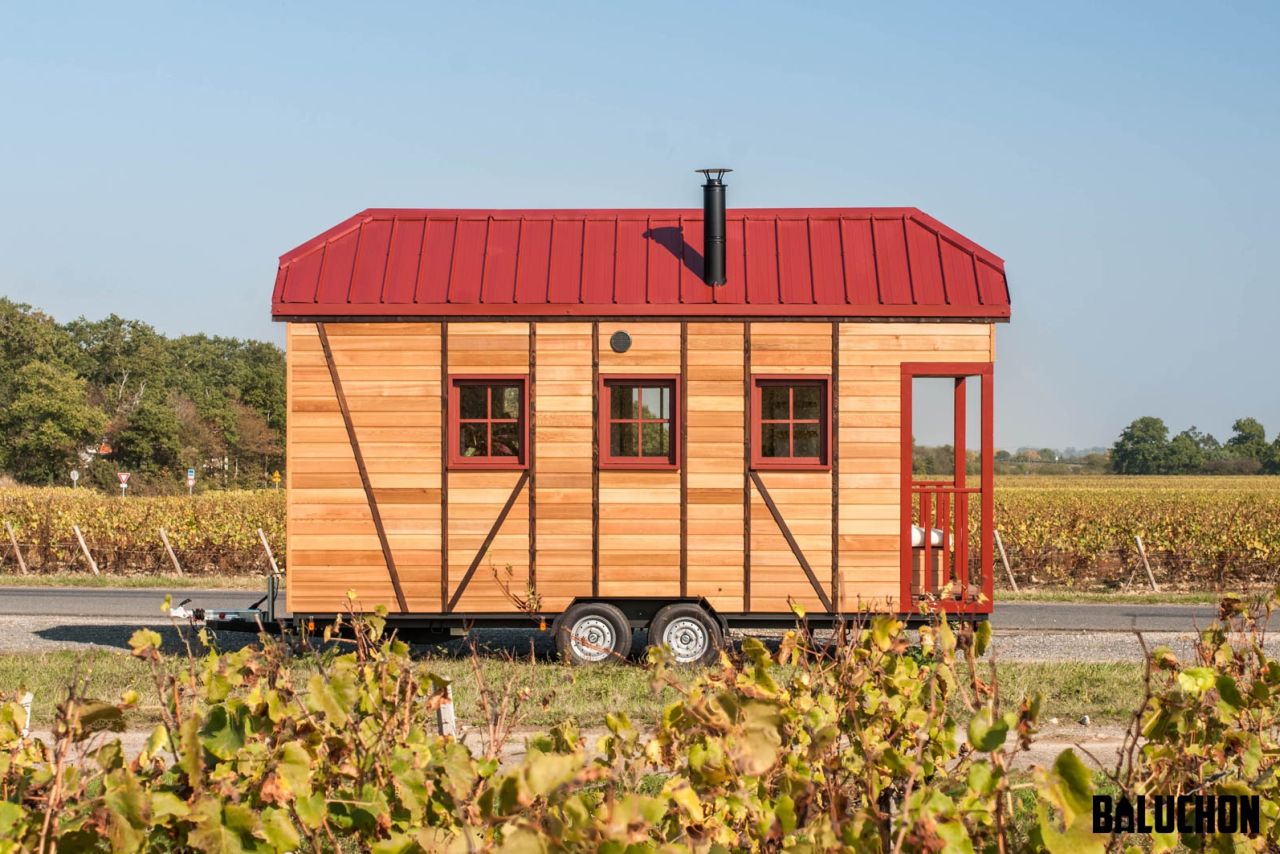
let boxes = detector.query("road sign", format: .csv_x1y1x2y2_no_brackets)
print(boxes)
271,470,282,489
70,469,80,484
116,472,130,485
187,468,195,480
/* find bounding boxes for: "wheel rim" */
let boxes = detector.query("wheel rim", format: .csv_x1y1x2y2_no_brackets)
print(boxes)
568,615,615,662
662,616,709,663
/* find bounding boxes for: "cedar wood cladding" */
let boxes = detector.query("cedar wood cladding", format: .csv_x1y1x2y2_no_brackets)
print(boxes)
285,320,995,615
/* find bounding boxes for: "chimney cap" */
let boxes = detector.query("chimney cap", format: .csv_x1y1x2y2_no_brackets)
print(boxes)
695,168,732,183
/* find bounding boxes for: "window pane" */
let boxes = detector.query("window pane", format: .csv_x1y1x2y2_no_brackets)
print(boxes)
761,423,791,458
611,422,639,457
490,422,520,457
793,423,821,458
610,385,636,420
641,422,670,457
495,385,521,419
793,385,821,420
460,423,487,457
641,386,668,419
459,385,487,419
761,386,790,420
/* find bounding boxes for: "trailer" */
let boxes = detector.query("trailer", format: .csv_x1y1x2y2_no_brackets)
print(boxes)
232,170,1010,664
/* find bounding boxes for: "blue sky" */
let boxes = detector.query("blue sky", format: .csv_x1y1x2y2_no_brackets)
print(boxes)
2,1,1276,449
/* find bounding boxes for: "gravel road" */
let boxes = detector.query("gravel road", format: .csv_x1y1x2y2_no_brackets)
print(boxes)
0,586,1242,630
0,586,1271,662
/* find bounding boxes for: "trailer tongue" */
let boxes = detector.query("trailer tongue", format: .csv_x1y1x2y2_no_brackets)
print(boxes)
169,575,285,635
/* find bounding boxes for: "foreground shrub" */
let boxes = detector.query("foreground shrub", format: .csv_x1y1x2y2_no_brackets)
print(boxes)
1,598,1279,851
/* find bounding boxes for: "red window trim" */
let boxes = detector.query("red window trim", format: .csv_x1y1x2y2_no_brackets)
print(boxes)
750,375,832,471
597,374,681,471
447,375,529,470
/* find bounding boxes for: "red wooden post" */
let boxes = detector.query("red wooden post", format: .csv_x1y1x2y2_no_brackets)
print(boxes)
953,376,967,599
921,491,933,594
939,490,951,591
981,367,995,608
899,369,914,610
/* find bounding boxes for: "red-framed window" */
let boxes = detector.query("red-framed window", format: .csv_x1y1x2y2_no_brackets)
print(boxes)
448,376,528,469
751,376,831,470
598,375,679,470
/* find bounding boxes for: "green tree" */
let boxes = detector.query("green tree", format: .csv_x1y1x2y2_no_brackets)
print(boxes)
0,361,106,483
1167,428,1208,473
0,299,78,407
1265,436,1280,475
1111,416,1171,474
64,314,169,420
1226,417,1268,461
110,393,183,476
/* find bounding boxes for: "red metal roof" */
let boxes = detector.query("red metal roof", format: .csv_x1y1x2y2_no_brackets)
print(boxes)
272,208,1010,319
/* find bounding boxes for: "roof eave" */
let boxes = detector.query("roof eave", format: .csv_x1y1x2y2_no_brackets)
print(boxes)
272,303,1011,322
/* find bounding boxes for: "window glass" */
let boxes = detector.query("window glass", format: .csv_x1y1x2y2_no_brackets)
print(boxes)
611,387,636,419
459,385,488,419
641,386,668,419
761,423,791,458
793,386,821,420
496,385,521,419
490,422,519,456
793,423,821,457
602,379,677,467
761,386,790,420
452,379,524,466
754,379,828,467
641,422,670,456
611,422,639,457
460,422,488,458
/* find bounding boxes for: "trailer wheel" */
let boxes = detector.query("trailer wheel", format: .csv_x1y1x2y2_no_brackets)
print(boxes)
649,602,723,666
556,602,632,664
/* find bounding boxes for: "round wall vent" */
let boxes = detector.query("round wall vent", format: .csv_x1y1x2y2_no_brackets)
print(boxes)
609,330,632,353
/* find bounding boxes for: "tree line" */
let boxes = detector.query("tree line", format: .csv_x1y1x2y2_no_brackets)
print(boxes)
915,416,1280,478
1110,416,1280,475
0,299,284,493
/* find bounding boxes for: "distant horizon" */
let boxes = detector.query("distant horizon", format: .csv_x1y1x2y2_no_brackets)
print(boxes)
6,293,1265,456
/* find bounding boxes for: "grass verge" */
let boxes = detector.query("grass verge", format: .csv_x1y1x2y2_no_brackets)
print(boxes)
0,647,1146,734
996,587,1226,605
0,572,263,590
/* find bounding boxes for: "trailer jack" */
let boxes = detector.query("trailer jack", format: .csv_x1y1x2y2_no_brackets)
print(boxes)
170,574,285,635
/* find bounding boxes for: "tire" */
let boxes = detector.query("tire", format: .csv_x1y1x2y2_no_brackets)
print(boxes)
555,602,633,665
649,602,723,666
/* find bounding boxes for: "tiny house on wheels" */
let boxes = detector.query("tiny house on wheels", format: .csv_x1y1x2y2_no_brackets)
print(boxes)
266,171,1010,664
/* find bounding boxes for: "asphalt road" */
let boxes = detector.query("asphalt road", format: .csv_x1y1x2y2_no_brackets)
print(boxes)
0,586,1229,632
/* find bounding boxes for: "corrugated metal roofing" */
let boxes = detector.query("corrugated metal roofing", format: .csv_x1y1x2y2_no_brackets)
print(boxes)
272,208,1010,319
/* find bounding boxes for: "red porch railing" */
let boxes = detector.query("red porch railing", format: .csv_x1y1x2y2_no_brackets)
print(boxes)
910,480,981,602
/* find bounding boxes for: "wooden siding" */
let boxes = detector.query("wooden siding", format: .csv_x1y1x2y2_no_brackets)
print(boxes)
287,322,442,613
749,323,832,612
837,323,995,611
685,323,745,611
286,318,996,617
532,323,594,611
445,323,530,611
595,324,681,597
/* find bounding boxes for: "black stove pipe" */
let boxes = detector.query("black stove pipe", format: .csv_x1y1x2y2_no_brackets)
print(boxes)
698,168,731,285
